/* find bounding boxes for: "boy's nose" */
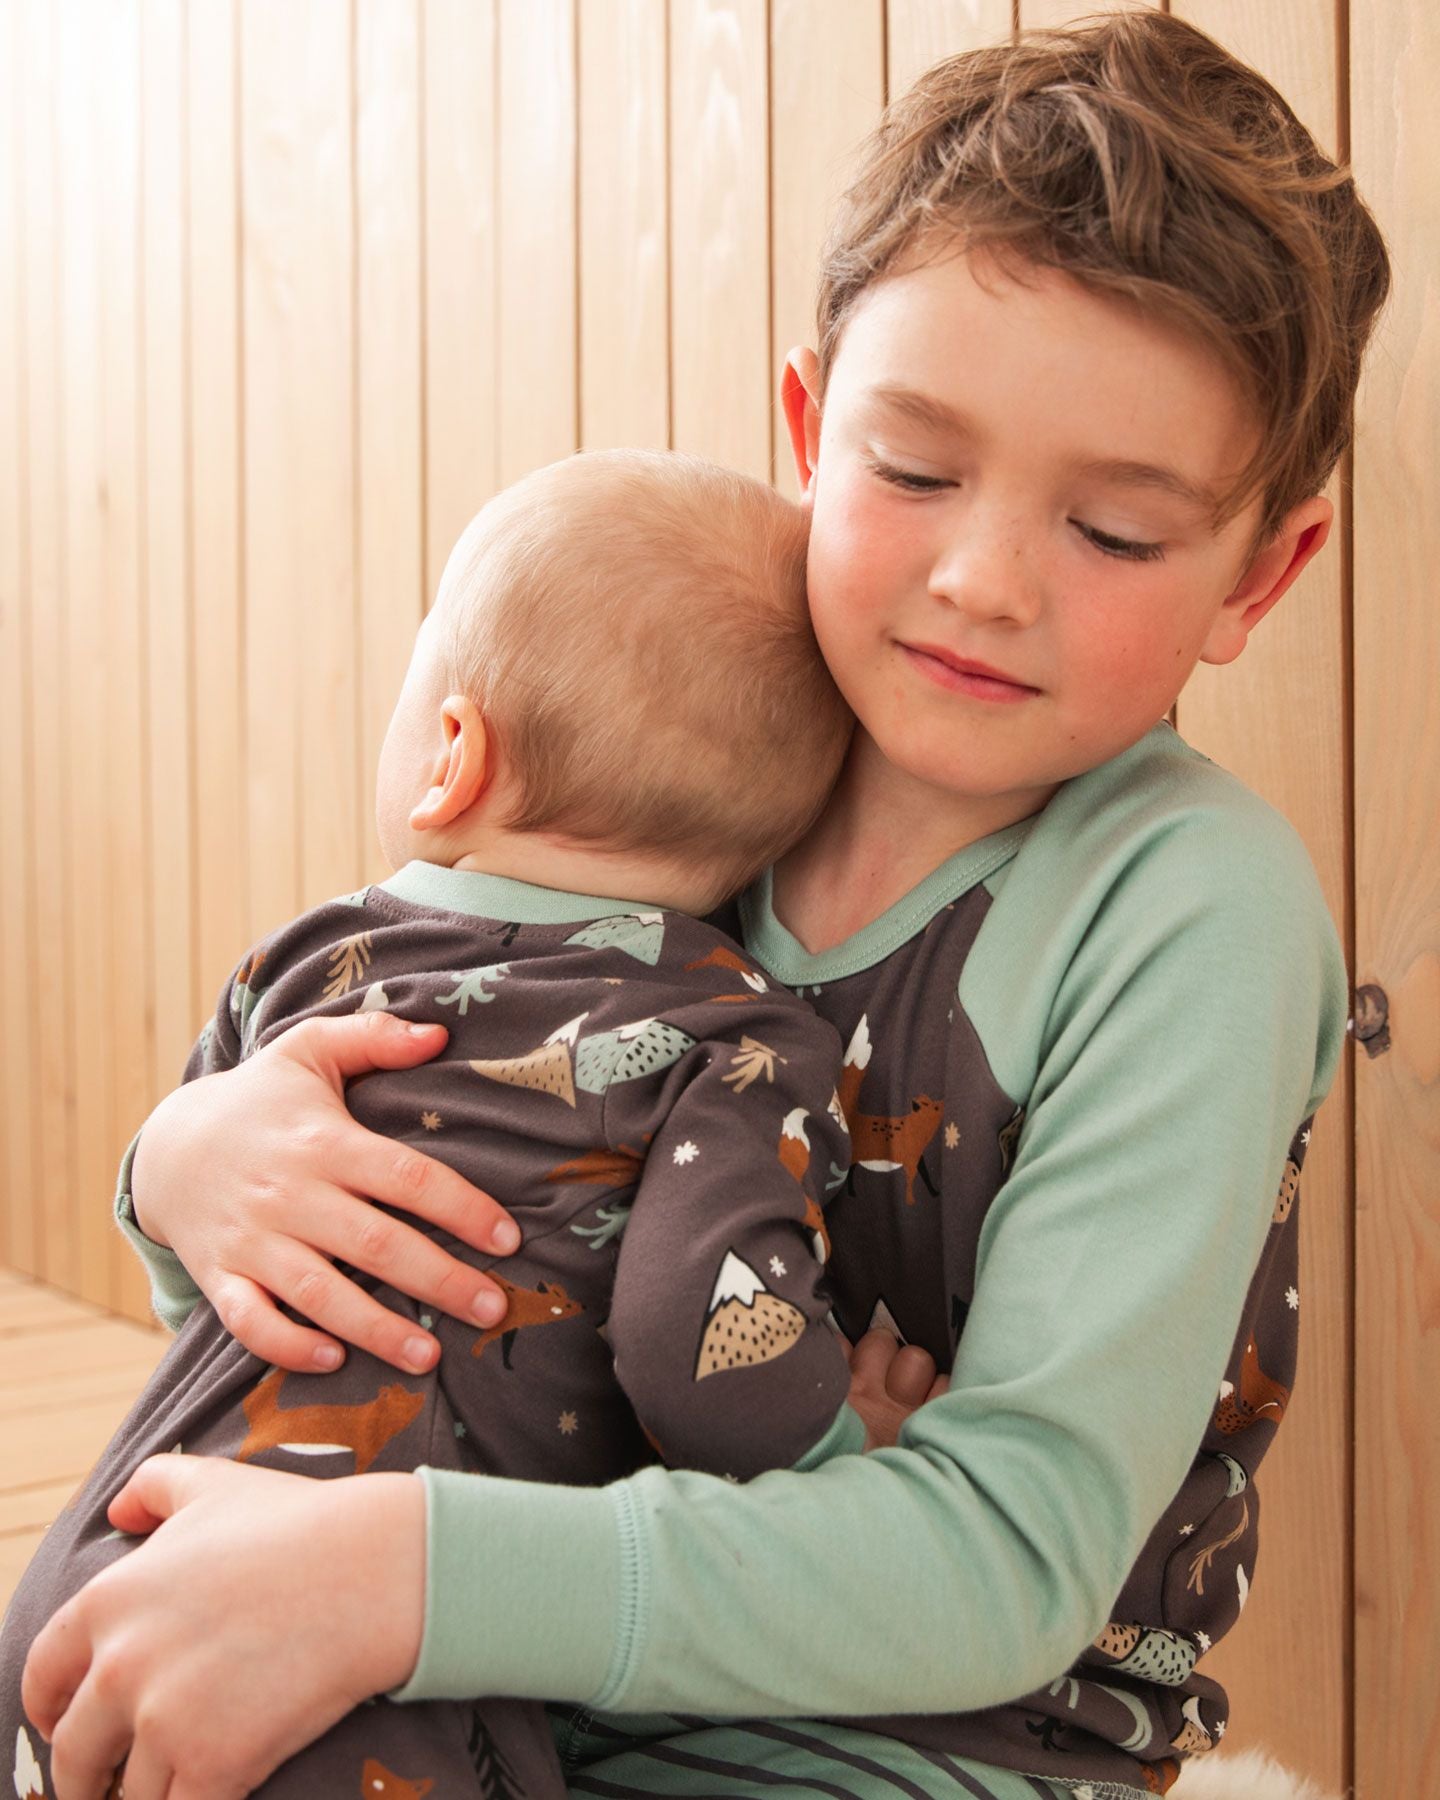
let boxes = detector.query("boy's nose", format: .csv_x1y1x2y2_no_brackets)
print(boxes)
927,514,1042,630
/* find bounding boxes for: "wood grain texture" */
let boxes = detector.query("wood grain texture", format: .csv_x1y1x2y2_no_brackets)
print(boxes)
357,0,424,882
1350,1,1440,1790
187,0,248,1013
887,0,1013,98
1168,5,1350,1786
579,0,669,451
241,0,360,930
668,0,770,479
497,0,577,486
17,0,77,1293
56,0,115,1306
769,0,883,498
423,0,498,604
141,0,196,1113
0,0,37,1276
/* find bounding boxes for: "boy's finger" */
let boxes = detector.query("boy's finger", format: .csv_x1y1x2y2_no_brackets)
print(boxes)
208,1273,349,1376
885,1344,938,1406
848,1327,903,1385
46,1674,135,1800
262,1244,457,1376
272,1011,449,1088
22,1599,93,1743
331,1120,520,1258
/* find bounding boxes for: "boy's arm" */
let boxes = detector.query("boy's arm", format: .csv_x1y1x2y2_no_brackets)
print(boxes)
604,1011,862,1480
113,959,252,1330
391,807,1348,1716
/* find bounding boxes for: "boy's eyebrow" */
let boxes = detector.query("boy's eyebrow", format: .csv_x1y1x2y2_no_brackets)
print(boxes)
865,383,1218,512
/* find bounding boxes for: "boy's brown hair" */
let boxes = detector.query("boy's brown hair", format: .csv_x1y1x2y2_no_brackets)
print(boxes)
434,450,852,908
818,11,1390,545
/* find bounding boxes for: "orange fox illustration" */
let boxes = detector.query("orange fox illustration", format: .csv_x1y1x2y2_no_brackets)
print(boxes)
836,1016,942,1206
236,1369,424,1474
1213,1337,1290,1434
778,1108,829,1261
544,1143,647,1187
360,1759,434,1798
684,944,768,996
472,1275,584,1369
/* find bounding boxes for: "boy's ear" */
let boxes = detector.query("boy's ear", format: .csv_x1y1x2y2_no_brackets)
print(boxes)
409,696,494,833
1199,495,1333,667
780,348,823,499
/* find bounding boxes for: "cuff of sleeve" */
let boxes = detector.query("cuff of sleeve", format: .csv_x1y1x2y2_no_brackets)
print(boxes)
113,1133,203,1333
793,1403,865,1469
387,1466,635,1707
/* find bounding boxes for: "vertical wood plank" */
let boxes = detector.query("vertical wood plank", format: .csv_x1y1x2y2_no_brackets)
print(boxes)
769,0,883,498
887,0,1012,100
0,0,39,1276
1350,2,1440,1791
669,0,770,480
56,0,115,1303
1167,5,1350,1785
241,0,359,931
423,0,498,604
101,0,153,1311
497,0,577,486
578,0,669,451
19,0,76,1291
357,0,425,880
1020,0,1155,27
187,0,247,1020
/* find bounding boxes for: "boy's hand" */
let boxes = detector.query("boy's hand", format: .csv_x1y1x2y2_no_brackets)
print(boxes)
846,1328,949,1450
22,1456,425,1799
131,1012,520,1376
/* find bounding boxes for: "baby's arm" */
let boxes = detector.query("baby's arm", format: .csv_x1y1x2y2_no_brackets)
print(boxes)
604,1004,861,1480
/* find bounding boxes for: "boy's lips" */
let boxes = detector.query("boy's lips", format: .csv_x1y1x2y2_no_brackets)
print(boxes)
900,642,1040,701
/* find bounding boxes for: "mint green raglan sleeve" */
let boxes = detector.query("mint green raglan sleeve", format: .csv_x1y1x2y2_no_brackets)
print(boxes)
392,789,1347,1716
112,963,250,1332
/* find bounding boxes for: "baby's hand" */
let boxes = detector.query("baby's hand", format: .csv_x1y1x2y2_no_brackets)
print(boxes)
846,1328,949,1451
131,1011,520,1376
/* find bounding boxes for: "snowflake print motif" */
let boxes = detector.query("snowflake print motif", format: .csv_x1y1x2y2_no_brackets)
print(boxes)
769,1256,787,1279
1301,1127,1312,1146
721,1037,787,1094
1194,1631,1212,1652
944,1122,960,1150
1215,1721,1226,1739
673,1140,699,1166
421,1110,441,1132
558,1411,578,1436
1286,1286,1300,1310
1179,1523,1196,1535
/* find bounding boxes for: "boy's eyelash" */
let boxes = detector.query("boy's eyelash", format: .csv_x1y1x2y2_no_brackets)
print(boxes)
1074,522,1165,562
866,456,1165,562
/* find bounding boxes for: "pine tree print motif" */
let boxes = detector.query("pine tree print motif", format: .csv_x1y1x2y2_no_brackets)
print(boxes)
465,1713,524,1800
574,1017,695,1095
565,912,666,964
359,1758,434,1798
324,932,373,1000
470,1016,581,1106
436,965,510,1015
230,946,268,1050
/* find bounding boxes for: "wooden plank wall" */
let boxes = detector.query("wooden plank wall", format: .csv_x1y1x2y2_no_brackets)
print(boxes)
0,2,1433,1791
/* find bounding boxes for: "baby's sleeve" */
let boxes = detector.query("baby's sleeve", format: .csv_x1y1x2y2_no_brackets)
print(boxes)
603,1001,861,1480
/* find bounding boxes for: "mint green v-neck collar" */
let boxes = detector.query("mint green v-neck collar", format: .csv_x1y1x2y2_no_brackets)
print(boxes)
738,817,1035,984
379,861,669,925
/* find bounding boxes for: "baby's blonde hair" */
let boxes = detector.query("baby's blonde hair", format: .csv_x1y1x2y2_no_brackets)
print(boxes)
432,450,853,906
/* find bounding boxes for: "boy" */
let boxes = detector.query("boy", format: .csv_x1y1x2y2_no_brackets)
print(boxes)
23,15,1390,1799
3,449,861,1798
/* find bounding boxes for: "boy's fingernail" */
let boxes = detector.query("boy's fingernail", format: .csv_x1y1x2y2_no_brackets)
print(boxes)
491,1219,521,1255
314,1344,343,1371
404,1335,435,1370
472,1290,505,1327
406,1021,438,1036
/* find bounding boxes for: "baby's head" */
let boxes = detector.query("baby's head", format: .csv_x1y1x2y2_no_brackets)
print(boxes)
377,450,852,911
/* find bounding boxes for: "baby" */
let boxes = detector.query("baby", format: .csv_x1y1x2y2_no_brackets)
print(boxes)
2,450,860,1799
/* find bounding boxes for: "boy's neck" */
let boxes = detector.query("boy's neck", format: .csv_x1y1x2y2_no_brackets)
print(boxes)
431,826,719,918
771,731,1057,953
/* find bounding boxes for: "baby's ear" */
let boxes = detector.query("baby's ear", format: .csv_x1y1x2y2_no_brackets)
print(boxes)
408,697,493,832
1199,495,1332,666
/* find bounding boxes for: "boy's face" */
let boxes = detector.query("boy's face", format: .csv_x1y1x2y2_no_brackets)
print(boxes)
791,250,1327,820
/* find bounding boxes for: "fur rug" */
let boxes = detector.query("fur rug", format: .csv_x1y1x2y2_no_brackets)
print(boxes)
1170,1748,1344,1800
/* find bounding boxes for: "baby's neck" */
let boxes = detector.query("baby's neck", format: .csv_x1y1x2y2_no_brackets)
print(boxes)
443,828,718,918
